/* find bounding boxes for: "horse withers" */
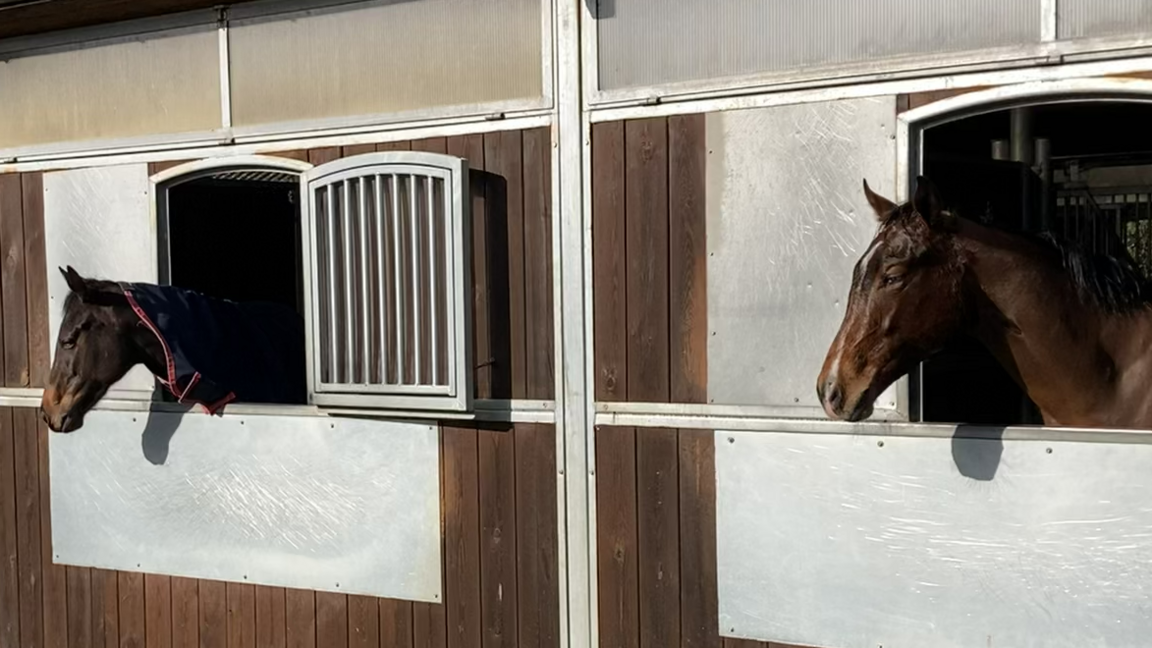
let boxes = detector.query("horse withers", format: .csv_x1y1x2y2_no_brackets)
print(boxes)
817,176,1152,429
41,266,306,433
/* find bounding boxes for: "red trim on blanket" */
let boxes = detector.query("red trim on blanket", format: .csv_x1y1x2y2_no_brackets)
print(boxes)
124,289,177,386
124,288,232,416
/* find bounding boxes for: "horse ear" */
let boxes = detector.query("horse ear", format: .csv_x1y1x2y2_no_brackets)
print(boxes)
862,179,898,222
60,266,89,299
913,176,958,231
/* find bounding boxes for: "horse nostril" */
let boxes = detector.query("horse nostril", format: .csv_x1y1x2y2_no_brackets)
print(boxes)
824,381,844,412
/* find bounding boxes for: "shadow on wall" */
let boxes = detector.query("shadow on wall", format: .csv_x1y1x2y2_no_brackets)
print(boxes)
141,406,187,466
588,0,614,19
951,425,1005,481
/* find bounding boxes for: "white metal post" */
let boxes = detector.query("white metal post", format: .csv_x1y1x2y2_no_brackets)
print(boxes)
553,0,594,647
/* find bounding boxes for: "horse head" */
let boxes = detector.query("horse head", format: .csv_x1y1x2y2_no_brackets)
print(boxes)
817,176,971,421
41,266,154,433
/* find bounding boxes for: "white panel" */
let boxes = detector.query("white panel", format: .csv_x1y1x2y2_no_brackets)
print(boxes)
228,0,543,128
0,25,222,151
51,410,442,602
43,165,157,396
1057,0,1152,40
716,429,1152,647
706,97,900,414
596,0,1040,90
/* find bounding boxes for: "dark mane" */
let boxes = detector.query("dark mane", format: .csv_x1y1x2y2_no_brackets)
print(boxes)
1029,230,1152,314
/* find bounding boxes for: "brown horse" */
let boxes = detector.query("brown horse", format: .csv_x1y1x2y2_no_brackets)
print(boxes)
817,176,1152,429
42,266,306,433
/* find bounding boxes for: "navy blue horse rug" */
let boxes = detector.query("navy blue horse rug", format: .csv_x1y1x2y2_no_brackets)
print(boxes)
122,283,307,413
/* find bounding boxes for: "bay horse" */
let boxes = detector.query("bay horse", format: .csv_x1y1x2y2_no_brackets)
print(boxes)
817,176,1152,429
41,266,306,433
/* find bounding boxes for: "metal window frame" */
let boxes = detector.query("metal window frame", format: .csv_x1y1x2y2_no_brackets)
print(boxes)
300,151,474,414
894,77,1152,423
581,0,1152,110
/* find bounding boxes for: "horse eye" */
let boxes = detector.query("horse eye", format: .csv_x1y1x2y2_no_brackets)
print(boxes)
882,273,904,287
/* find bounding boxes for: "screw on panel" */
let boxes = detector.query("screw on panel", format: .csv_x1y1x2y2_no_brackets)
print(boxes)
1046,447,1053,454
877,440,885,448
728,437,735,444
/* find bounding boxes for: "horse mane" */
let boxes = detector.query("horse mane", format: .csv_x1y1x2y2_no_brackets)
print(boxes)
1028,230,1152,314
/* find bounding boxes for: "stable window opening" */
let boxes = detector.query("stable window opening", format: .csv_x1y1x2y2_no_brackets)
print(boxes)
916,101,1152,426
152,152,474,416
156,167,307,407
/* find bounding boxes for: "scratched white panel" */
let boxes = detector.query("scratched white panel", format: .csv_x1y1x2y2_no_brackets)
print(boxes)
705,97,901,415
716,429,1152,648
43,164,157,396
51,410,442,601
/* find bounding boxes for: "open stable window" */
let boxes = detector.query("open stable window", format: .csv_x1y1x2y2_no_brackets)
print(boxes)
152,151,474,415
301,153,473,413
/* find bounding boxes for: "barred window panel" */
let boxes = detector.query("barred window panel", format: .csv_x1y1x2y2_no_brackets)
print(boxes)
301,153,472,413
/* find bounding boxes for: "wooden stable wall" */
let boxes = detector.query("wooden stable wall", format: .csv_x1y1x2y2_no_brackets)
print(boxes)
591,116,801,648
0,127,558,648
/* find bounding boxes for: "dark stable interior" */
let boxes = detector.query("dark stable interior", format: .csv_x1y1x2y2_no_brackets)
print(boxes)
919,102,1152,426
161,175,303,403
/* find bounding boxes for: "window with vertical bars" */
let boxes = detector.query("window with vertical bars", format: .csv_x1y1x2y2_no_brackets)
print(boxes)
301,152,472,412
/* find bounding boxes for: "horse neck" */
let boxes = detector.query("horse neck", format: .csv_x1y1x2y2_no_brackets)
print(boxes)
118,306,168,378
954,220,1147,426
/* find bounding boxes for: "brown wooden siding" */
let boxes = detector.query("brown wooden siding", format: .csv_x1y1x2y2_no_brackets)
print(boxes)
0,128,557,648
591,116,805,648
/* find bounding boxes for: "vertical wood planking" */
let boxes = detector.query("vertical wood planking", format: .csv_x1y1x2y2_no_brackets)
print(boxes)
201,581,228,648
347,596,378,648
22,173,48,387
341,144,376,157
521,128,554,400
270,150,310,162
315,591,347,648
118,571,146,648
410,603,444,648
37,417,66,648
254,586,285,648
228,583,257,648
145,575,173,648
483,131,525,399
283,588,315,648
67,566,94,648
13,408,41,648
478,428,517,648
308,147,341,167
624,119,670,403
0,409,18,648
0,174,28,388
678,431,720,648
411,139,448,155
171,577,200,648
596,426,639,648
637,429,680,648
441,426,480,648
376,142,413,152
591,122,628,402
93,569,117,648
513,424,558,648
378,598,413,648
446,135,490,399
147,160,190,176
667,116,708,405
